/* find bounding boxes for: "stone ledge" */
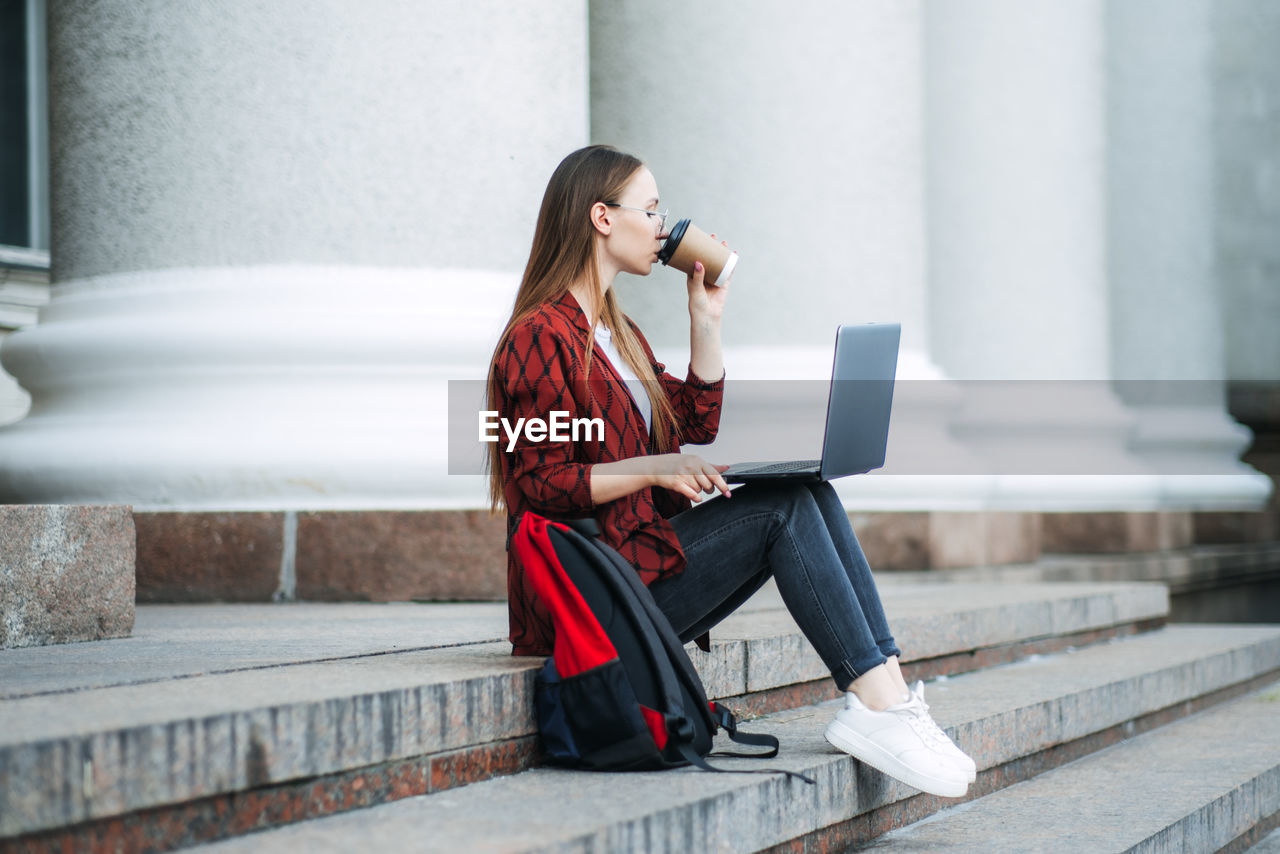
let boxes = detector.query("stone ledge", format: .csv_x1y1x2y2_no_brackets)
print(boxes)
1041,509,1195,553
134,510,508,603
131,507,1280,604
1194,506,1280,545
0,505,135,649
133,513,281,603
847,511,1041,570
908,541,1280,595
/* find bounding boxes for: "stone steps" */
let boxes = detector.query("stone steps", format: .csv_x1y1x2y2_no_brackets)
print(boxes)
0,580,1166,850
865,678,1280,854
179,625,1280,853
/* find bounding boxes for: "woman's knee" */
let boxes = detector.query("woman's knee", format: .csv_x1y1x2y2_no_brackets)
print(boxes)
767,481,821,509
806,479,836,497
759,484,833,545
805,479,843,512
752,483,826,532
727,482,815,522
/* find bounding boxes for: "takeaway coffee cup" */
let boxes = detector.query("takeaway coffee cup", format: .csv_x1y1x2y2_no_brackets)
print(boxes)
657,219,738,287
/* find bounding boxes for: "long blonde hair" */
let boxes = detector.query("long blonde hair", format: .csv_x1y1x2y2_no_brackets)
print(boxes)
486,145,679,512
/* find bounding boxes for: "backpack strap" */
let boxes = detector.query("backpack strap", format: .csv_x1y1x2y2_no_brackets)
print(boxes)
574,532,698,733
570,528,815,785
562,518,601,537
709,703,781,757
692,704,817,784
672,739,816,786
587,536,724,739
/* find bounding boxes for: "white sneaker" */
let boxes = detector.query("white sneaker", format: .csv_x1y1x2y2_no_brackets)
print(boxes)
907,681,977,783
824,690,970,798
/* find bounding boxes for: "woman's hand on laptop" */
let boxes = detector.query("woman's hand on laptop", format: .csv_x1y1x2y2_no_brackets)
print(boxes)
590,455,731,504
647,453,732,502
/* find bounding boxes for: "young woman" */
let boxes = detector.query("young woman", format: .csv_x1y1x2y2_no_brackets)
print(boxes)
486,145,975,798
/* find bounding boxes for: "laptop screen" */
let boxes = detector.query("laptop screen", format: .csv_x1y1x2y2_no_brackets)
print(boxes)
818,323,901,479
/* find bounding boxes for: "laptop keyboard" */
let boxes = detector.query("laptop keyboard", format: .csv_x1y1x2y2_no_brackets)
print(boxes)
731,459,822,475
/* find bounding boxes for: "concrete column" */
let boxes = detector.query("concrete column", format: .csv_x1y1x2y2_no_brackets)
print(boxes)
590,0,991,509
0,0,588,510
925,0,1160,508
1214,1,1280,387
1107,0,1270,509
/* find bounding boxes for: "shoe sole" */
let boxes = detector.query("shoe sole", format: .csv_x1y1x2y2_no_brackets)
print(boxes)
824,718,969,798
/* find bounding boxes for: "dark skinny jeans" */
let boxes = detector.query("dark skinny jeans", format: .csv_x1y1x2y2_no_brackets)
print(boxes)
649,480,901,692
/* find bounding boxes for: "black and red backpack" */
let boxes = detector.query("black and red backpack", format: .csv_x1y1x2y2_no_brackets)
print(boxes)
511,512,813,782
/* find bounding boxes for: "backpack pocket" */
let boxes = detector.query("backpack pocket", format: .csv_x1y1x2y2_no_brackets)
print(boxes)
535,657,667,772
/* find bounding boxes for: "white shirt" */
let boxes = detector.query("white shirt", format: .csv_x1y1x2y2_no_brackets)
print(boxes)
593,324,652,435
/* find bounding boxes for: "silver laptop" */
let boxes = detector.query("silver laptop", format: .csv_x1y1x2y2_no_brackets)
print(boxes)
722,323,900,483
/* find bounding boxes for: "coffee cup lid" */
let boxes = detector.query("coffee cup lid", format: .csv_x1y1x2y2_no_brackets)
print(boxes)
715,250,739,287
657,218,690,265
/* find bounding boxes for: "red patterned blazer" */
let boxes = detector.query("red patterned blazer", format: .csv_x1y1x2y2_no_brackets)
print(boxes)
493,291,724,656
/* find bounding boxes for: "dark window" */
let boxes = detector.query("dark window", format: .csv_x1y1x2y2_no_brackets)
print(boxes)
1,0,46,257
0,0,30,248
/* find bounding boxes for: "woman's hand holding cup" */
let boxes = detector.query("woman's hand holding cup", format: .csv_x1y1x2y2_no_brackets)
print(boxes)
685,233,733,322
687,259,730,323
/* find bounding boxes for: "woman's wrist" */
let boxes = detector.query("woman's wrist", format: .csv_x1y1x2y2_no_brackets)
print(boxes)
689,308,722,330
589,456,657,504
626,455,656,488
689,325,723,382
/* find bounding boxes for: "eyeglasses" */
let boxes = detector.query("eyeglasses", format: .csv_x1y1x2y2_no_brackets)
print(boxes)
603,203,668,233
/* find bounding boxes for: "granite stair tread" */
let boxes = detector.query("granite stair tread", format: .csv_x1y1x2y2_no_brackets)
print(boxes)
179,624,1280,854
863,678,1280,853
0,581,1169,840
1247,827,1280,854
0,580,1168,701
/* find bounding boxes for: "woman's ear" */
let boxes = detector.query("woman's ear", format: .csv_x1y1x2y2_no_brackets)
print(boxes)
589,201,613,236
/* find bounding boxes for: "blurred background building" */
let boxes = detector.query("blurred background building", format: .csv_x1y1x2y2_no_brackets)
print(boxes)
1,0,1277,606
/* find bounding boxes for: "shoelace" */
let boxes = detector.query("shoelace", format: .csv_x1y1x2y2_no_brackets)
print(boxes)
896,690,957,751
846,688,960,752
